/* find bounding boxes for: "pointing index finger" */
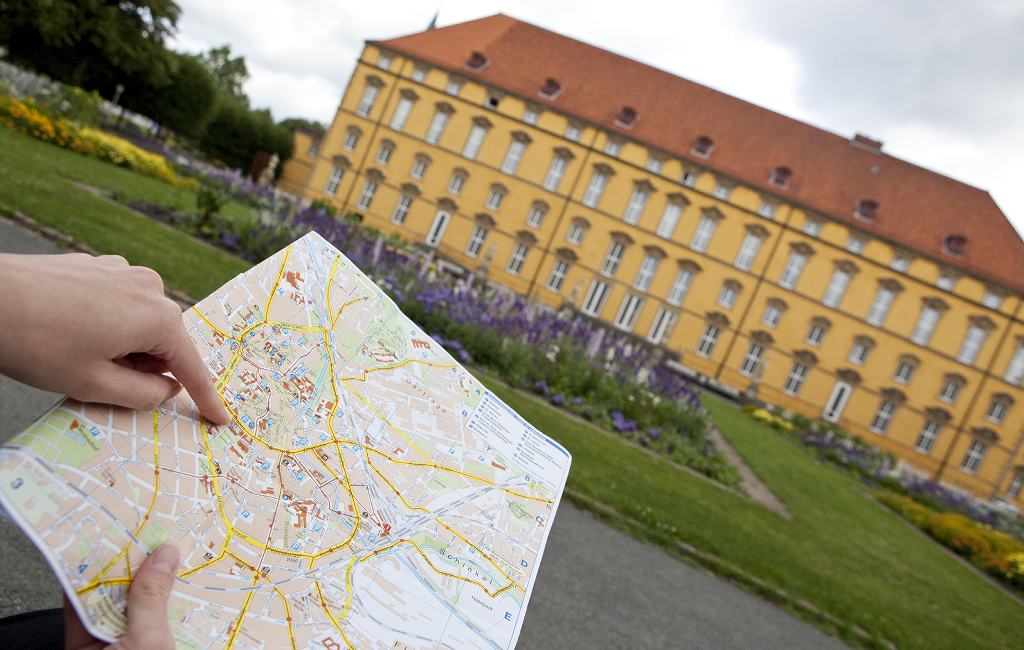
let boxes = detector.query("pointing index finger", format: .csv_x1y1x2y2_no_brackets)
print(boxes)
161,319,232,425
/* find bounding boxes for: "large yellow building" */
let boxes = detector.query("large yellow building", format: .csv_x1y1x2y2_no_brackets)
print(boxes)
279,15,1024,505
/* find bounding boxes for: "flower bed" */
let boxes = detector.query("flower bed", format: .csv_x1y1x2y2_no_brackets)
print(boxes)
879,492,1024,592
0,94,191,187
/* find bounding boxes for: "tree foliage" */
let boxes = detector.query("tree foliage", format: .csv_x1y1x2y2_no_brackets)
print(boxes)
279,117,326,135
0,0,180,94
197,98,293,172
198,45,249,104
124,53,218,139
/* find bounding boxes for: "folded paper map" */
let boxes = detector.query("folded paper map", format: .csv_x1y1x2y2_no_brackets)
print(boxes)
0,232,571,649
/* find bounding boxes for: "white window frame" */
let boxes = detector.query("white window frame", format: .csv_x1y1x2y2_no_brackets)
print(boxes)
355,179,377,210
937,272,957,291
822,269,851,308
987,398,1009,424
778,252,806,290
939,378,962,403
982,291,1003,310
425,209,451,247
411,66,428,82
757,200,776,218
633,254,659,291
734,233,763,271
783,362,809,396
645,156,663,173
465,225,487,257
566,222,587,245
356,84,380,117
690,215,718,252
323,166,344,196
582,170,609,207
506,242,529,275
957,325,988,365
500,138,527,174
762,304,783,328
342,128,360,151
647,307,675,345
718,284,739,309
622,188,650,225
523,107,540,125
846,234,866,254
374,142,394,165
695,324,721,357
447,171,466,195
849,341,871,365
546,259,569,292
484,186,506,211
713,183,732,200
543,154,568,191
666,268,693,306
613,294,644,332
866,287,895,327
739,343,764,377
961,440,988,474
915,420,942,454
911,306,941,346
872,399,897,434
655,202,683,239
446,78,463,96
802,219,822,237
604,139,622,157
680,170,698,187
425,110,450,145
894,360,915,384
806,323,827,346
526,203,547,228
601,241,626,277
581,280,610,316
462,124,489,160
822,380,853,422
565,123,581,141
410,157,428,180
389,97,414,131
390,194,413,225
1005,345,1024,385
890,254,910,272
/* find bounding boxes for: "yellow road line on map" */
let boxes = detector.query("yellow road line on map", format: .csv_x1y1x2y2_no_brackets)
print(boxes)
364,447,553,504
316,580,354,649
77,409,162,593
263,245,292,321
339,358,457,383
340,379,431,460
364,452,429,513
225,589,255,650
362,538,513,598
274,586,298,650
179,533,232,579
325,255,341,327
75,577,132,595
434,519,525,593
191,306,237,342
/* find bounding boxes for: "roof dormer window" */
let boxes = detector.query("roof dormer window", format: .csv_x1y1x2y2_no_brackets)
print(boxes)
540,78,562,99
770,166,792,189
943,234,967,256
616,106,637,127
854,199,878,222
691,136,714,158
466,51,489,70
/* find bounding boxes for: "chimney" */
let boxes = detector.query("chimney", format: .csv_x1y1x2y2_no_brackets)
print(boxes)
851,133,883,153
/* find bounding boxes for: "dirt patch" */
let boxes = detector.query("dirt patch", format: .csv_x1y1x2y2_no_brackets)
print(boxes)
707,424,792,519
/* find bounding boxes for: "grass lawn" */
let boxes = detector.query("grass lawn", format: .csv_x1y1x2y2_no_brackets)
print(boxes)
482,379,1024,649
3,127,1021,648
0,128,251,297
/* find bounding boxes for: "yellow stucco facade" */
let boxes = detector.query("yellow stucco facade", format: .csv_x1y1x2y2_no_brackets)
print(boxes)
281,43,1024,506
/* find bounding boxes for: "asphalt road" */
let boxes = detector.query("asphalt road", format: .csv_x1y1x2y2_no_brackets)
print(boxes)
0,218,844,648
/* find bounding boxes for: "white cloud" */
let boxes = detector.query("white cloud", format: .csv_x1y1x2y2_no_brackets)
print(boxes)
168,0,1023,235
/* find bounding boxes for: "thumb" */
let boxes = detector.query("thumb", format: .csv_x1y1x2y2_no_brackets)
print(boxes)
79,362,181,412
116,544,179,650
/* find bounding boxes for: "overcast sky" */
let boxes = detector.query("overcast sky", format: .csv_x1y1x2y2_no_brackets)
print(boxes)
169,0,1024,236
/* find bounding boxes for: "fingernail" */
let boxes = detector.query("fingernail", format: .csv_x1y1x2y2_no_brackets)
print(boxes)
150,544,180,574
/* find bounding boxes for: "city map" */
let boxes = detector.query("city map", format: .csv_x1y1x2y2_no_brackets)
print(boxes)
0,232,571,649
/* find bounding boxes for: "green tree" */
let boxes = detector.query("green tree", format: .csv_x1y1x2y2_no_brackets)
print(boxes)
0,0,180,96
198,45,249,104
197,98,293,172
125,53,218,139
279,117,326,135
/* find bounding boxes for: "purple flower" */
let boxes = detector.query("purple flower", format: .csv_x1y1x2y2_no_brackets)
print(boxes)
533,380,550,396
549,394,565,407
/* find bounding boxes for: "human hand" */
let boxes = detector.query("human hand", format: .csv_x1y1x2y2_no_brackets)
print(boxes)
64,543,180,650
0,253,230,423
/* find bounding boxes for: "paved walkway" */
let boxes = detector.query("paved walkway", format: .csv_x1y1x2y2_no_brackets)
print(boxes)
0,217,845,648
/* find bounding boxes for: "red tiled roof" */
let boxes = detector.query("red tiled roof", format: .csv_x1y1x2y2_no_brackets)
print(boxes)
376,14,1024,293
